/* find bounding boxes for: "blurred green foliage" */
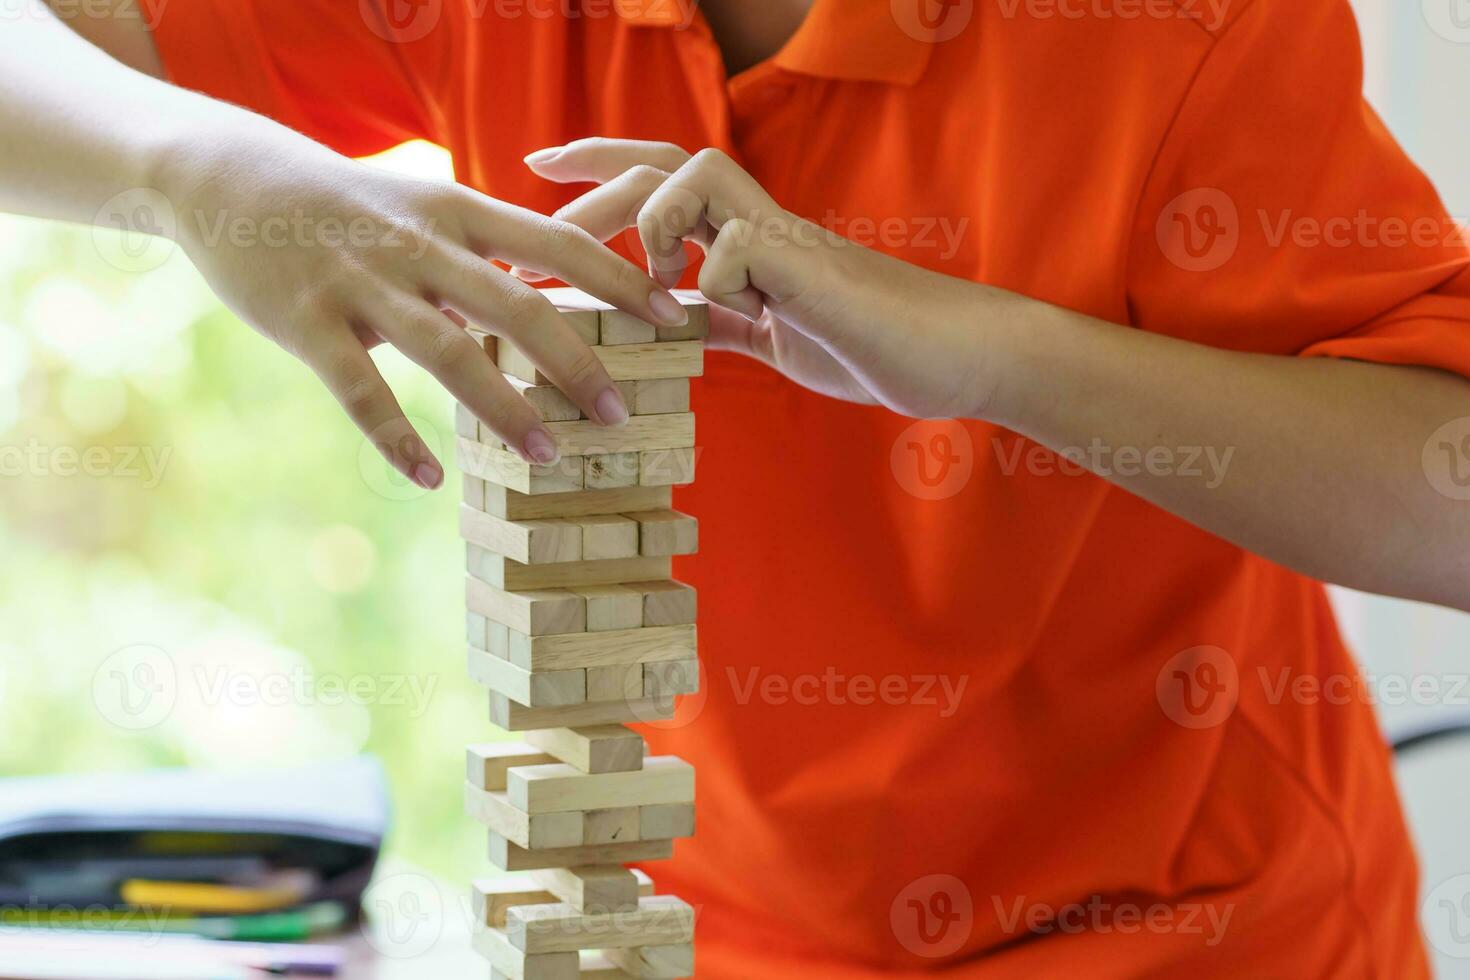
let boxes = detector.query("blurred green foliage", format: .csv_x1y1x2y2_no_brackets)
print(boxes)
0,144,493,882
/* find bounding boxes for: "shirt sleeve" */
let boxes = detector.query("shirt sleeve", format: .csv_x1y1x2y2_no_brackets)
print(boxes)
140,0,458,157
1127,0,1470,380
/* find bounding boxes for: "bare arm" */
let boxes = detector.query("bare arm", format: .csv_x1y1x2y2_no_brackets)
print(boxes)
4,1,690,484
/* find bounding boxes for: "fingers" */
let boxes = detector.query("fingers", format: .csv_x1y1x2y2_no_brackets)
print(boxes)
638,149,780,288
462,197,688,329
358,290,563,466
303,327,444,489
421,256,630,432
524,138,692,184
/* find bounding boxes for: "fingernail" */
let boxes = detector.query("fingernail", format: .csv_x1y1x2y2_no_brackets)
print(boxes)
649,290,689,327
523,429,560,465
524,147,565,166
595,387,629,428
412,462,443,490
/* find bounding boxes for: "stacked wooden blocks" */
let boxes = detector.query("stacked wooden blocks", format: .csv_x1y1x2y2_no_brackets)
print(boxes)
458,289,705,979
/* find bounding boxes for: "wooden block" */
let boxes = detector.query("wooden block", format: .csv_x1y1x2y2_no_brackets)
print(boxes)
456,402,480,440
473,922,580,980
599,310,657,345
582,806,640,845
604,944,693,979
467,576,587,636
485,484,672,521
571,516,639,561
512,379,583,423
473,872,654,928
473,876,562,929
477,554,672,592
465,781,584,850
586,663,644,703
468,611,491,649
499,343,704,386
488,834,674,872
638,449,695,487
539,415,694,458
469,647,587,708
630,379,689,416
462,506,584,565
464,474,489,511
509,756,695,815
507,624,697,672
584,453,639,489
528,867,640,915
579,953,639,979
643,660,699,699
524,726,645,774
505,896,695,954
571,585,644,632
459,437,584,494
468,743,560,792
661,292,711,341
490,693,676,731
638,803,695,841
629,581,696,627
626,510,697,557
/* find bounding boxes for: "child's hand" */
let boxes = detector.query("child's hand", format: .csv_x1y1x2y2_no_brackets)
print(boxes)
160,131,688,485
521,139,1006,421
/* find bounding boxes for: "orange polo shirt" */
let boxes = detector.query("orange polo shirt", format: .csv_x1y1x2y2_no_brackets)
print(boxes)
145,0,1470,975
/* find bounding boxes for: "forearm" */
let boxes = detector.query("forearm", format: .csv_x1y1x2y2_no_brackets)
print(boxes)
2,0,295,226
985,297,1470,610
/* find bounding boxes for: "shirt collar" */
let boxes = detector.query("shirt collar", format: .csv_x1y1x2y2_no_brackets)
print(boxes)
615,0,938,86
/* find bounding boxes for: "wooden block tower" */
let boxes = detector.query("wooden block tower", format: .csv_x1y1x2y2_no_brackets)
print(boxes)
456,288,705,979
